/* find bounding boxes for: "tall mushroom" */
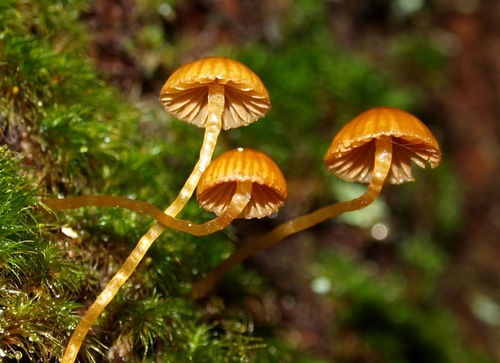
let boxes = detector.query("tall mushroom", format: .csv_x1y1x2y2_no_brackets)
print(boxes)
191,107,441,298
60,57,270,363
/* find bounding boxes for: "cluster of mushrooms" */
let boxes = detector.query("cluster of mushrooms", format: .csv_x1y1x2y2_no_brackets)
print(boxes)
44,57,442,362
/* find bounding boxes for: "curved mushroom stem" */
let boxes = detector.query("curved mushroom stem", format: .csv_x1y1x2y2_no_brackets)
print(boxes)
44,183,252,237
190,138,394,299
60,181,252,363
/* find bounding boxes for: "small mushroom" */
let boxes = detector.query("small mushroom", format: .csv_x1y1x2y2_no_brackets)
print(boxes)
160,57,271,216
196,147,287,221
58,148,285,362
191,107,441,298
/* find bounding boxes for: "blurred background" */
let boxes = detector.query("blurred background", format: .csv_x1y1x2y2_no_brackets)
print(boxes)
2,0,500,362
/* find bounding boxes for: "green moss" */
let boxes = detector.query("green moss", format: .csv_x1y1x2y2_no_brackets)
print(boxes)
0,148,84,360
1,1,295,361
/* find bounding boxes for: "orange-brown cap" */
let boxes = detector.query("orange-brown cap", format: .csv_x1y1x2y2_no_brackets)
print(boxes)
324,107,442,184
160,57,271,130
196,148,287,219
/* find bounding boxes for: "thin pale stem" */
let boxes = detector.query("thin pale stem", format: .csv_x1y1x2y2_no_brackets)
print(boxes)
165,83,225,216
60,182,251,363
190,138,394,299
44,185,252,237
61,84,226,363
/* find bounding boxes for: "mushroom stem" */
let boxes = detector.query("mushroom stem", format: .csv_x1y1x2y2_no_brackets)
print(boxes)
60,181,252,363
190,138,393,299
45,183,253,237
165,83,225,216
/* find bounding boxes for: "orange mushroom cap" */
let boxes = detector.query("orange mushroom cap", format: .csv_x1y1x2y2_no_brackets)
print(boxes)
324,107,442,184
196,148,287,219
160,57,271,130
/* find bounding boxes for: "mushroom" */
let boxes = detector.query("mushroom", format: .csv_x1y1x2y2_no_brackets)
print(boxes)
159,56,271,216
191,107,441,298
59,148,285,363
324,106,441,185
196,147,288,221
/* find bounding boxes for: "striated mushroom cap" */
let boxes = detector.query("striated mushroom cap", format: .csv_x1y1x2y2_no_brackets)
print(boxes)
197,148,287,219
160,57,270,130
324,107,441,184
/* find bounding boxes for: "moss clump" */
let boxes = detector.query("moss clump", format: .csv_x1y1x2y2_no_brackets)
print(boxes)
0,0,140,194
0,1,294,362
0,148,85,360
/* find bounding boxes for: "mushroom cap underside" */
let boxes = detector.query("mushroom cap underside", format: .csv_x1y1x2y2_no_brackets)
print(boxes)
160,57,270,130
324,107,442,184
197,148,287,219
